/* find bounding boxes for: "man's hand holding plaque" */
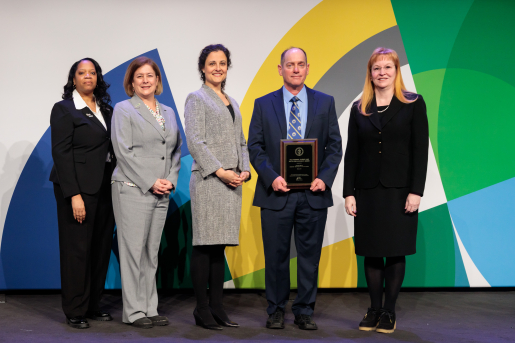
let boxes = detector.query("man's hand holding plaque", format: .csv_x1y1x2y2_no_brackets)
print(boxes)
272,176,290,192
310,178,326,192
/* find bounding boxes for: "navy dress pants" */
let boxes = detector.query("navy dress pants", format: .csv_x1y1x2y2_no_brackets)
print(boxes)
261,191,328,316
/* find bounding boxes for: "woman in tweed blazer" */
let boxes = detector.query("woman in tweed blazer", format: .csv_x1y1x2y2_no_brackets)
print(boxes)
185,44,250,330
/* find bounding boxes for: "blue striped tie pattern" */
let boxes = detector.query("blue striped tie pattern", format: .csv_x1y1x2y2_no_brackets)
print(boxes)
288,96,302,139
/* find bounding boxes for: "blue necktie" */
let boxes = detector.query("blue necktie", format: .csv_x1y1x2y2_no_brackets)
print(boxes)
288,96,302,139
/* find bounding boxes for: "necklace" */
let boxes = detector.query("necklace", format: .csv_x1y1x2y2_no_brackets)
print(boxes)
377,105,389,113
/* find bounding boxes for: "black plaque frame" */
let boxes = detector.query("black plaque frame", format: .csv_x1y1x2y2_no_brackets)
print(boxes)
280,138,318,189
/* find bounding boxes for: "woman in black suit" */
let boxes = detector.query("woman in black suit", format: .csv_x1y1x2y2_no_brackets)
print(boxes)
50,58,116,329
343,47,428,334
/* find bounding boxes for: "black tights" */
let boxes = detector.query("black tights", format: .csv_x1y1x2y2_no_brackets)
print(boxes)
364,256,406,312
190,245,227,324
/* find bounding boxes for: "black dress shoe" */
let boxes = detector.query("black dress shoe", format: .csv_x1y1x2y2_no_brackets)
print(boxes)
129,317,153,329
66,316,90,329
210,307,239,327
376,309,396,334
193,308,223,330
266,310,285,329
86,310,113,321
294,314,318,330
148,315,169,326
358,308,381,331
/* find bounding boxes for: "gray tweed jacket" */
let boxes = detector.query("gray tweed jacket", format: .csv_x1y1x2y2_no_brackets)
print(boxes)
185,85,250,178
184,84,250,245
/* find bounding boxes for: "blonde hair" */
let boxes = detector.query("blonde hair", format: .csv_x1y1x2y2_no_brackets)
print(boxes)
357,47,417,115
123,56,163,97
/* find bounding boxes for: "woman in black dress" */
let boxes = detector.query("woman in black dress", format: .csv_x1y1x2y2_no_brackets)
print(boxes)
343,47,428,334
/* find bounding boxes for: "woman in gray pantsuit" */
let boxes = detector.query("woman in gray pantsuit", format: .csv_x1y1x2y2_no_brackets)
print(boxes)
185,44,250,330
111,57,182,329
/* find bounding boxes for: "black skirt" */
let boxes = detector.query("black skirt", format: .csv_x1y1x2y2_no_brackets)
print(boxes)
354,183,418,257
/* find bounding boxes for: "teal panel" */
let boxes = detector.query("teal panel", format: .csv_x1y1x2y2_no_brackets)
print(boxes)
453,227,469,287
105,250,122,289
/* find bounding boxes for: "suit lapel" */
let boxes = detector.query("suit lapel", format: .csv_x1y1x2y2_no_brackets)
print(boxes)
368,99,382,131
304,86,318,138
381,95,403,127
79,107,107,132
130,96,165,139
272,89,287,139
102,109,111,135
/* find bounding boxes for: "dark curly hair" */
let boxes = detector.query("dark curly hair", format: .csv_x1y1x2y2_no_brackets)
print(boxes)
62,57,112,115
198,44,232,92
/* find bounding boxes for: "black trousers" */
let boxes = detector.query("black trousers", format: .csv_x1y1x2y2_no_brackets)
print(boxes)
53,164,115,318
261,191,328,316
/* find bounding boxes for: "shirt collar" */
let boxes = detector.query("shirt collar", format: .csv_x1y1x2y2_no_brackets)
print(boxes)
282,84,307,104
72,89,97,112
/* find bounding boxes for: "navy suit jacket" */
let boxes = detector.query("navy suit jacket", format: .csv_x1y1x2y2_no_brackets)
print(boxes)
248,86,342,210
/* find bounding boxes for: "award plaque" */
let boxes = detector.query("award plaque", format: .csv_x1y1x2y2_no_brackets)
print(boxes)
280,138,318,189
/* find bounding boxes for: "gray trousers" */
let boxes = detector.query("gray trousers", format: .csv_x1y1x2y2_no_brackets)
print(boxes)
112,182,169,323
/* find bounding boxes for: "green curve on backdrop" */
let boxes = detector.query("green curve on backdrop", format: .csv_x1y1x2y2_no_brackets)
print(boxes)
446,0,515,91
232,258,299,289
413,69,446,169
403,203,455,287
438,68,515,201
391,0,474,75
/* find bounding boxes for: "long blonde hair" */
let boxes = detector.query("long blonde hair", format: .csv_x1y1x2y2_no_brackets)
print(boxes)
357,47,417,115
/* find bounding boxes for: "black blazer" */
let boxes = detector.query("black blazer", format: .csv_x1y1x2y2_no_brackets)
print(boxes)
343,94,428,197
248,86,342,210
49,99,115,198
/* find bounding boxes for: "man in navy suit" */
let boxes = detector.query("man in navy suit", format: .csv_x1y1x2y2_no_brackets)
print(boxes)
248,47,342,330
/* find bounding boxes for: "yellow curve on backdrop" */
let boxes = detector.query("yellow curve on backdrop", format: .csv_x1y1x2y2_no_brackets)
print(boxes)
225,0,397,287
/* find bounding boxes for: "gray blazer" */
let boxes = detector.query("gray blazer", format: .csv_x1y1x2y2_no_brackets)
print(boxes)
185,84,250,178
111,95,182,194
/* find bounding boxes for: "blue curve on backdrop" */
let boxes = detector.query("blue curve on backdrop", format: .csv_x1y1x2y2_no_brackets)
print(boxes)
0,49,191,290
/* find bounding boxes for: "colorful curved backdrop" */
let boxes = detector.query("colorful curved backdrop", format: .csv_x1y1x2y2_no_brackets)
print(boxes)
0,0,513,289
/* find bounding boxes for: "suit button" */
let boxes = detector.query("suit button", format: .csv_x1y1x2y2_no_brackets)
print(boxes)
161,156,165,160
379,132,381,134
162,141,165,145
379,151,382,153
379,142,382,144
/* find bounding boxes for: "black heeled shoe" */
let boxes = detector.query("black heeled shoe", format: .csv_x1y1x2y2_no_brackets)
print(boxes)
211,307,239,327
193,308,223,330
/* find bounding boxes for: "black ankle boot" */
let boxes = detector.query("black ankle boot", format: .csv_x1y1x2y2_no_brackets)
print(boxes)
193,307,222,330
210,305,239,327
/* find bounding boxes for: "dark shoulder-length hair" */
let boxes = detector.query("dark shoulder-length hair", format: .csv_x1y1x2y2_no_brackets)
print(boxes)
198,44,232,92
62,57,112,115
